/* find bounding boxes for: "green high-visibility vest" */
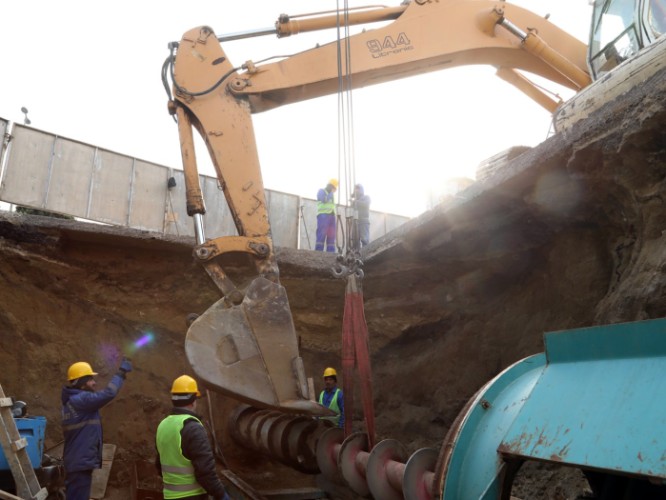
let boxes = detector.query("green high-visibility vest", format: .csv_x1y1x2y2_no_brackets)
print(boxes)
156,414,207,499
317,190,336,215
319,388,341,427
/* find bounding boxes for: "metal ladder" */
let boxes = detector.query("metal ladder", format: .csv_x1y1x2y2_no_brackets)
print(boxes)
0,384,47,500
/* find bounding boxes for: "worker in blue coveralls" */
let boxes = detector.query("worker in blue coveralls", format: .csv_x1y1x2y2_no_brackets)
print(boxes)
318,367,345,428
61,358,132,500
315,179,338,252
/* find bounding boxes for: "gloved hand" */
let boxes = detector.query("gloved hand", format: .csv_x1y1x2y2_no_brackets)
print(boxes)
119,357,133,374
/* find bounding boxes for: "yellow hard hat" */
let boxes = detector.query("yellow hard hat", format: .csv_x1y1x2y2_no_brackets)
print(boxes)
171,375,201,397
323,367,337,378
328,179,339,189
67,362,98,381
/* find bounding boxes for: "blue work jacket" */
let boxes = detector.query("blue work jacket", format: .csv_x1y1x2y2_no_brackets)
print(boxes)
61,373,124,472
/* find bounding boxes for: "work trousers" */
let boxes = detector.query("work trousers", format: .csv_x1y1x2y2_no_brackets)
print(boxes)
315,213,336,252
358,220,370,247
65,469,93,500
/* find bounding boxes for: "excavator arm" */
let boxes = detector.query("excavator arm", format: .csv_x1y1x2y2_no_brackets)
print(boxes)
166,0,591,414
228,0,590,113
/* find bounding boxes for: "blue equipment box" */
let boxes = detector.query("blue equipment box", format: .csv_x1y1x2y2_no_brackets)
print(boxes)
0,416,46,470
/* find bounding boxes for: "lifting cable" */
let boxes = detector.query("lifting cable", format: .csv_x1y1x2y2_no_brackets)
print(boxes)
333,0,376,448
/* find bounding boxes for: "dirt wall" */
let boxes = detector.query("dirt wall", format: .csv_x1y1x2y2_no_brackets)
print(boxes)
0,67,664,499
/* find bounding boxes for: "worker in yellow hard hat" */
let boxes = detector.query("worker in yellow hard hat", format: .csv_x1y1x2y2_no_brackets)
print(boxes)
318,367,345,428
61,357,132,499
315,179,338,252
155,375,230,500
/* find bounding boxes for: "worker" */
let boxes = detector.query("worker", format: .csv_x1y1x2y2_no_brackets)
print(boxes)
61,358,132,500
351,184,371,247
318,367,345,428
156,375,230,500
315,179,338,252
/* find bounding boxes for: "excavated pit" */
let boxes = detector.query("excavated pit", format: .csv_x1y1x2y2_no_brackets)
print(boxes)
0,67,664,498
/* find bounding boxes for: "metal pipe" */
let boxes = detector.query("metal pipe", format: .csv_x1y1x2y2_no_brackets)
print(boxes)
355,450,368,477
217,26,277,43
193,214,206,245
497,16,528,40
386,460,406,492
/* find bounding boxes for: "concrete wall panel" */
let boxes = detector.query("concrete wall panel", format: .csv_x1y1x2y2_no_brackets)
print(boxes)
0,118,7,174
0,119,8,200
127,160,169,231
299,199,319,250
0,126,55,208
201,176,238,238
267,190,300,249
46,138,95,216
88,150,134,225
385,214,407,234
0,123,409,248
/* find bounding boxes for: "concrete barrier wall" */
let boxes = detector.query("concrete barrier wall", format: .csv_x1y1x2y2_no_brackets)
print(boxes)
0,118,9,195
0,119,7,162
0,121,408,248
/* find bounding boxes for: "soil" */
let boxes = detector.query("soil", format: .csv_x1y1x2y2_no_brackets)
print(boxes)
0,68,664,499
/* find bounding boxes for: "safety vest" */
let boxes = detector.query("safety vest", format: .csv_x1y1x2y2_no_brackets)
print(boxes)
317,189,336,215
319,388,342,427
156,414,207,499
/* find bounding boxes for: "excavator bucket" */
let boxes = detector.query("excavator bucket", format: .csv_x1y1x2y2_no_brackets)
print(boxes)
185,277,334,417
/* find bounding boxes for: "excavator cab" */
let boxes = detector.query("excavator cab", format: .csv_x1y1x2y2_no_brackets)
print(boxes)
588,0,665,78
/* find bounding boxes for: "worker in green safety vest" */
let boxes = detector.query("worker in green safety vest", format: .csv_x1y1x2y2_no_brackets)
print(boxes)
155,375,230,500
318,367,345,428
315,179,338,252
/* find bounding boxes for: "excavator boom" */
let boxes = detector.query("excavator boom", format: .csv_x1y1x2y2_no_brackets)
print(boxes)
167,0,588,413
166,0,662,413
227,0,590,114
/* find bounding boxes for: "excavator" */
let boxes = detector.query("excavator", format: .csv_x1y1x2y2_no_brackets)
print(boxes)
162,0,664,414
162,0,665,497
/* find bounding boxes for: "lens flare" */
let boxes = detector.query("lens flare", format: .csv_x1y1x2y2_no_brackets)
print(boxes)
125,332,155,355
99,343,121,367
135,332,154,348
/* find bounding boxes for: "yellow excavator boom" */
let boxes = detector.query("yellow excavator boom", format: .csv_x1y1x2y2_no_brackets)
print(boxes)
167,0,652,413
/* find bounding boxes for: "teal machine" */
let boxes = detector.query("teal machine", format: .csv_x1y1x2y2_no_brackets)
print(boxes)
437,318,666,498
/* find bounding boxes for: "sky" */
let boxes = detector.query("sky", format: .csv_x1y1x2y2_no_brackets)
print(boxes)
0,0,592,217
